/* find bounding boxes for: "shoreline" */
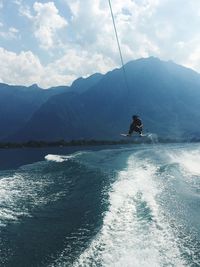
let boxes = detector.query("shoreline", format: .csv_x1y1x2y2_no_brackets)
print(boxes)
0,138,199,149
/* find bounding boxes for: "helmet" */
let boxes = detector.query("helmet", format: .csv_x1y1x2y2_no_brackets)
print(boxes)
132,115,139,119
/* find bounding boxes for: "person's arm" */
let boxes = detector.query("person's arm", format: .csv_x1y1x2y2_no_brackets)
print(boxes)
136,119,143,128
138,123,143,128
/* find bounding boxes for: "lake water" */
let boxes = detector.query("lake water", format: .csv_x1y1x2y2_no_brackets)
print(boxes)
0,143,200,266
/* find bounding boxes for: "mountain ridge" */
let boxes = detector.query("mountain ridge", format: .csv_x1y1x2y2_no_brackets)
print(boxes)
7,57,200,142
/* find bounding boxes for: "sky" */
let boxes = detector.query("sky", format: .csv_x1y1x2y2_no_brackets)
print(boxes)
0,0,200,88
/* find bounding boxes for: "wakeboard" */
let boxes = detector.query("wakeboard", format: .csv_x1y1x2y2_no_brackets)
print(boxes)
120,133,129,137
120,133,146,137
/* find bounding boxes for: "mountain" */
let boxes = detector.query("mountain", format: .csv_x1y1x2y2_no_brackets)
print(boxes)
0,83,69,140
6,57,200,141
69,73,103,93
0,73,103,141
49,73,103,94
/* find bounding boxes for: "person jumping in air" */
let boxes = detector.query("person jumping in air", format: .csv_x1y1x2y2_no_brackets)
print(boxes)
127,115,143,137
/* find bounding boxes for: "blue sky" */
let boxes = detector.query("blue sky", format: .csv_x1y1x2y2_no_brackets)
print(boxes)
0,0,200,88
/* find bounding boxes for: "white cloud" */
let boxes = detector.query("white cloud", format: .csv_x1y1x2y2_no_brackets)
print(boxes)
63,0,200,77
33,2,68,49
17,2,68,49
0,47,114,88
2,0,200,88
44,48,115,85
187,49,200,71
0,27,19,39
14,0,33,19
64,0,161,68
13,0,22,5
0,0,3,9
174,38,200,73
19,4,33,19
0,48,44,86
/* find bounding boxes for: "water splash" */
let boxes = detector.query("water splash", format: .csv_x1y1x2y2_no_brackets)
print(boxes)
145,132,159,143
169,149,200,176
73,154,185,267
45,152,86,163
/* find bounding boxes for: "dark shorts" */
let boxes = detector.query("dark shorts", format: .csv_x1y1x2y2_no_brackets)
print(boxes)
133,126,142,134
129,125,142,135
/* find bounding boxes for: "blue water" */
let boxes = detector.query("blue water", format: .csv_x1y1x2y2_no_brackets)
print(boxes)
0,143,200,267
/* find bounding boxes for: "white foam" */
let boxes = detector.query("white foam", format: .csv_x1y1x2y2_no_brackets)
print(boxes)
169,149,200,176
45,154,71,162
45,152,84,163
0,174,30,225
142,132,158,143
0,171,61,226
73,153,185,267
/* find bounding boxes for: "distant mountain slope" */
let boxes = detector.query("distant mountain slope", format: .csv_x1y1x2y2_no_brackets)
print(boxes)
49,73,102,94
69,73,103,94
0,73,103,141
0,83,69,139
7,57,200,141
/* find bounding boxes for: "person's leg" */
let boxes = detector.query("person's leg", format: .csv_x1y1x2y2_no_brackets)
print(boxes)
128,123,134,135
134,127,143,136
